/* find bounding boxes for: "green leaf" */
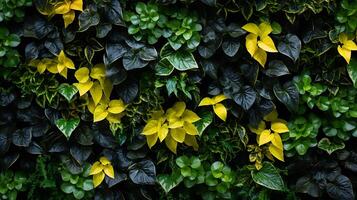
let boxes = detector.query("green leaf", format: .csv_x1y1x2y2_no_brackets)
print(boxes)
277,34,301,62
347,57,357,88
166,78,178,96
318,138,345,155
264,60,290,77
60,182,76,194
194,110,213,136
251,162,285,191
58,83,78,102
155,59,175,76
166,51,198,71
82,179,93,191
157,171,183,193
55,118,80,140
273,81,299,112
176,156,190,168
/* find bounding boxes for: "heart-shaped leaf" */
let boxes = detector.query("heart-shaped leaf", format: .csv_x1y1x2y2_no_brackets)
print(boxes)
318,138,345,155
251,162,285,191
58,83,78,102
55,118,80,140
278,34,301,62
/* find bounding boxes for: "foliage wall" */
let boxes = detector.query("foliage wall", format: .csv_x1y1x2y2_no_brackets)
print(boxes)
0,0,357,199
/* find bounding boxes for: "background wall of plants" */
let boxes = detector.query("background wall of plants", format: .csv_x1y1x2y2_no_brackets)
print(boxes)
0,0,356,199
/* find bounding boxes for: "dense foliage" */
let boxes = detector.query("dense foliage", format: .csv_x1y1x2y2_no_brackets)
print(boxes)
0,0,356,199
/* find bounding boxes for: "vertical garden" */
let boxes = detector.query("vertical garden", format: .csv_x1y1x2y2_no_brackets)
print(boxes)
0,0,356,199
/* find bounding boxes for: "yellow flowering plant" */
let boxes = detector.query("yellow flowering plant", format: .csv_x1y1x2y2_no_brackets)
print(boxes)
337,33,357,64
249,110,289,162
29,50,75,78
141,102,201,154
89,156,114,188
242,22,278,67
198,94,228,121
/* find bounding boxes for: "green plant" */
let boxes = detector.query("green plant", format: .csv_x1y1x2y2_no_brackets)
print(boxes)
0,0,32,22
0,171,28,200
283,114,321,157
60,163,94,199
0,26,20,78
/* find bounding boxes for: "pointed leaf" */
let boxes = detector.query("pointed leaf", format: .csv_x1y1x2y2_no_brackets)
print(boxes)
55,118,80,140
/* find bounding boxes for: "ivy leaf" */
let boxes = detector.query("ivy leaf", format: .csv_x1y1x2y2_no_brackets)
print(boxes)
347,57,357,88
318,138,345,155
194,110,213,136
157,171,183,193
278,34,301,62
58,83,78,102
128,160,156,185
55,118,80,140
273,81,299,112
251,162,285,191
233,85,257,111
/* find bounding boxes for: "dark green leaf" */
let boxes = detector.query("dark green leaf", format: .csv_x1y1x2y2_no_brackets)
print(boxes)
326,175,354,200
273,81,299,112
12,128,32,147
194,109,213,136
347,57,357,88
222,39,240,57
129,160,156,185
264,60,290,77
278,34,301,62
233,85,256,110
78,6,100,32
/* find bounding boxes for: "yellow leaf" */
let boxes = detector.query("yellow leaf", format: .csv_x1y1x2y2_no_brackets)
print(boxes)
184,135,199,151
269,144,284,161
212,94,227,104
271,121,289,133
181,110,201,123
213,103,227,121
90,81,103,106
142,120,159,135
54,2,70,14
63,10,75,28
271,133,283,150
47,60,59,74
93,171,105,188
146,134,158,149
168,119,184,129
73,80,93,96
165,134,177,154
343,41,357,50
245,33,258,57
337,45,351,64
258,129,273,146
103,165,114,179
57,50,75,69
249,121,266,134
242,23,260,35
101,79,113,99
99,156,111,165
258,22,273,37
158,124,169,142
87,98,95,114
263,109,278,121
90,64,106,79
70,0,83,11
170,128,186,143
172,102,186,117
183,122,199,135
57,63,66,73
89,161,103,175
258,36,278,52
253,48,267,67
339,33,349,44
59,68,68,78
198,97,213,106
106,113,124,123
93,104,109,122
108,99,125,114
255,161,263,170
37,60,48,73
